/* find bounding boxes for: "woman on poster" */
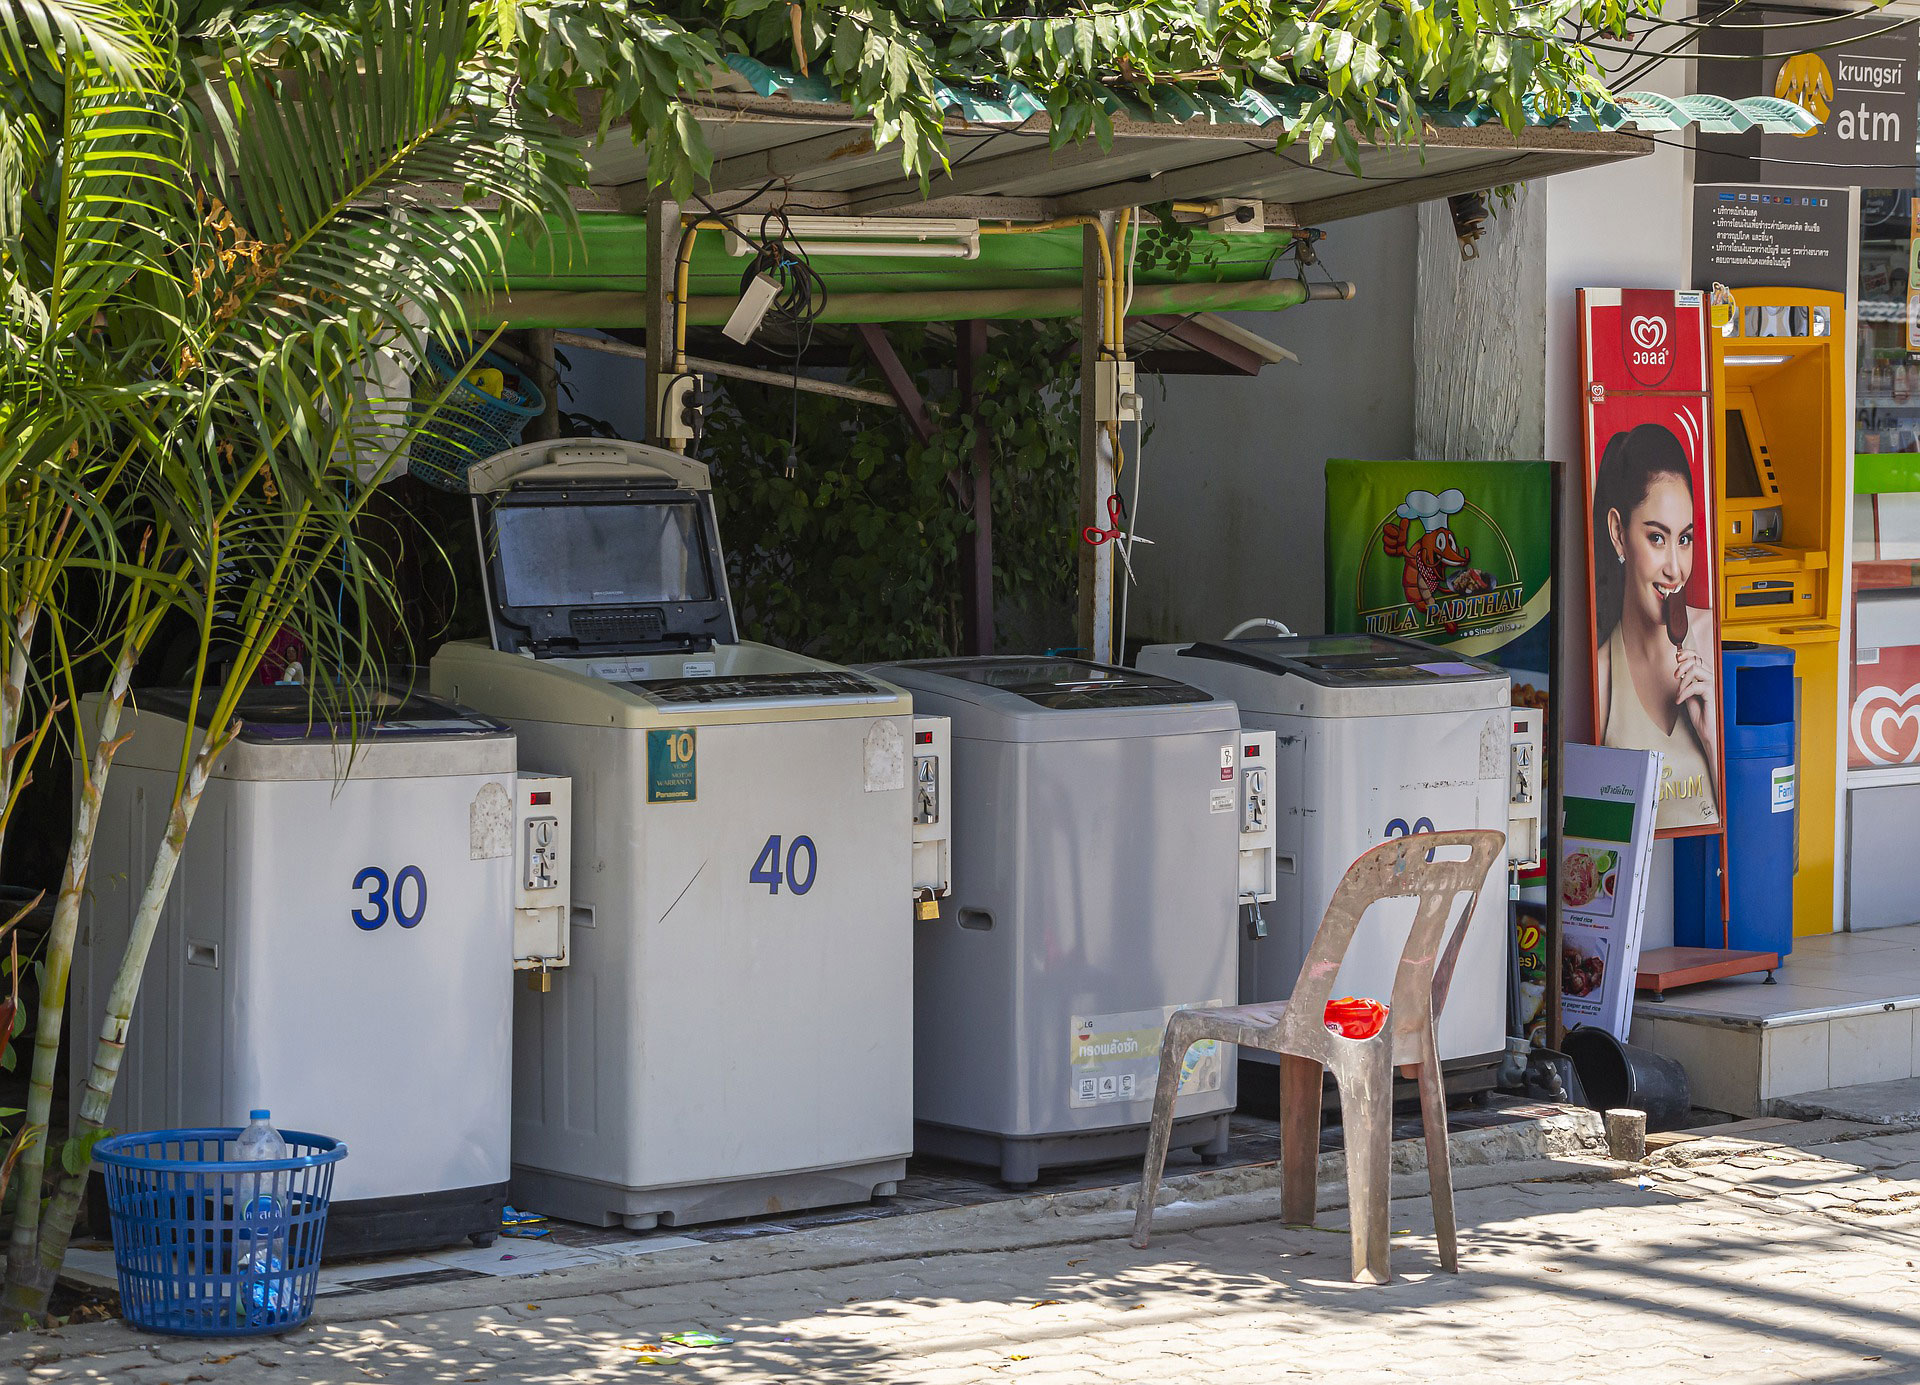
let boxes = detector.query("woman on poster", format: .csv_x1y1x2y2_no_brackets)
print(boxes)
1592,422,1722,828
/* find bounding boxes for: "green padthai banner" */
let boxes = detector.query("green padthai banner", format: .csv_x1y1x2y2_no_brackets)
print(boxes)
1325,460,1553,703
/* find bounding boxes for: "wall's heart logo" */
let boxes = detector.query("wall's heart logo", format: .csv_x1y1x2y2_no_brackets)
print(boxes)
1851,682,1920,765
1629,315,1668,352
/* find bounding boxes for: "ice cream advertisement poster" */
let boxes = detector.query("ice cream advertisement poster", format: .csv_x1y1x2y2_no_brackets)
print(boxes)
1560,743,1663,1039
1324,460,1552,711
1578,287,1727,838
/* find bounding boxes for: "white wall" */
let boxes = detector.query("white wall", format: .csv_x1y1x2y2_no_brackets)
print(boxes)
1126,206,1420,646
1537,142,1697,952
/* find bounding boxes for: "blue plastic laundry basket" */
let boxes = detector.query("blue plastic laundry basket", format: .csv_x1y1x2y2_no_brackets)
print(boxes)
94,1127,347,1336
410,341,544,492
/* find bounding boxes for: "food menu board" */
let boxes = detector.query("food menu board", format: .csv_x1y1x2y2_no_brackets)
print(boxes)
1560,743,1663,1040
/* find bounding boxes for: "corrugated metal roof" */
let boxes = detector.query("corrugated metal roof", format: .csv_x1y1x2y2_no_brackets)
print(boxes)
709,55,1817,140
563,64,1812,229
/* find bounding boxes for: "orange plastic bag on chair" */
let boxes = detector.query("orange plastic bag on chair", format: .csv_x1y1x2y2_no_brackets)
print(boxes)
1323,996,1389,1040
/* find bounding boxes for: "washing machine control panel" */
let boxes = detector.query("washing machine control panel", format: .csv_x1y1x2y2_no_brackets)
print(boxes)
1507,709,1543,871
911,715,952,918
514,772,574,976
1238,731,1278,906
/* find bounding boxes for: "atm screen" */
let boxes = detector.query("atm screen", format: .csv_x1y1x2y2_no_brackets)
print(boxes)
1725,411,1766,500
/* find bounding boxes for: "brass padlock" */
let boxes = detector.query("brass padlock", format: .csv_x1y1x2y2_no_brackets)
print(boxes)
916,897,940,921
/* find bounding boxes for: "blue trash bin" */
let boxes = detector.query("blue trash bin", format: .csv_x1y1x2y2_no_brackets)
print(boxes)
95,1127,347,1336
1675,641,1796,957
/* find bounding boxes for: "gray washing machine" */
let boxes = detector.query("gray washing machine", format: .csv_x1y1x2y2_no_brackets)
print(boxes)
867,658,1242,1185
78,684,516,1255
1135,635,1513,1083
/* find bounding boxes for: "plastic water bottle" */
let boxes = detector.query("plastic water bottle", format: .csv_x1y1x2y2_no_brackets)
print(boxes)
234,1110,291,1321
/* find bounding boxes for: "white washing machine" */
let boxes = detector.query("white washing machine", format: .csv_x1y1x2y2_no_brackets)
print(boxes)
77,685,516,1254
866,658,1243,1185
431,439,935,1229
1135,635,1512,1079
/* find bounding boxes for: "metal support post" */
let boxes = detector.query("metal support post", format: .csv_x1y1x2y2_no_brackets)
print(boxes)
644,192,681,447
958,320,995,656
1077,219,1115,663
525,329,560,442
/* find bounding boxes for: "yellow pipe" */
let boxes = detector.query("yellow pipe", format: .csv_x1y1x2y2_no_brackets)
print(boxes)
673,216,730,374
980,217,1116,346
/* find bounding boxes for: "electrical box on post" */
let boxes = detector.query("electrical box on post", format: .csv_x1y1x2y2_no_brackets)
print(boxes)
657,374,700,441
1507,710,1543,871
1094,358,1141,423
1238,730,1278,904
515,771,573,978
911,714,952,919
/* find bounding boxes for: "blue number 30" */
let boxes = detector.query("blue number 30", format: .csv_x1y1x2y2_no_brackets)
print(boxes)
352,865,428,930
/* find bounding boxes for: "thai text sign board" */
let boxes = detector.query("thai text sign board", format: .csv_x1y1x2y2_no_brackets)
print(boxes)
1578,288,1727,838
1691,185,1849,296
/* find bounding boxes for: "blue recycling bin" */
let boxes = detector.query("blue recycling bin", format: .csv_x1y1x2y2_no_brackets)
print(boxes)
1675,642,1796,957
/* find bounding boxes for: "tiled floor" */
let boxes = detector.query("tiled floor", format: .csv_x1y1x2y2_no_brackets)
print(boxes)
65,1097,1567,1301
1636,923,1920,1025
541,1094,1557,1252
1632,923,1920,1116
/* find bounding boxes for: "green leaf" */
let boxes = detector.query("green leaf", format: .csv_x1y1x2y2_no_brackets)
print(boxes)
61,1127,113,1177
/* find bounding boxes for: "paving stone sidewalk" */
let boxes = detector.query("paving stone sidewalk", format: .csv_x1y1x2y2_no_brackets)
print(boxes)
15,1121,1920,1384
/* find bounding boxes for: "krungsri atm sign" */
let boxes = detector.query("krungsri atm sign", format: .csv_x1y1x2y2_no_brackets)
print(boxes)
1697,3,1918,184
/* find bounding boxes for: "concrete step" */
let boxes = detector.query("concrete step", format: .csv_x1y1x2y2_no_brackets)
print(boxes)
1770,1076,1920,1127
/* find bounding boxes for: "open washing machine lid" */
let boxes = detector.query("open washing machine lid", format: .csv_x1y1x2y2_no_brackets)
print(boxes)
474,441,738,658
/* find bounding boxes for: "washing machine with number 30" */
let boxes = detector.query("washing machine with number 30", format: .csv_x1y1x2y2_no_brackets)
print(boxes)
77,684,518,1255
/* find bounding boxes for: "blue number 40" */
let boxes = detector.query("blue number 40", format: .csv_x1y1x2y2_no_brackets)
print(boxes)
750,835,817,896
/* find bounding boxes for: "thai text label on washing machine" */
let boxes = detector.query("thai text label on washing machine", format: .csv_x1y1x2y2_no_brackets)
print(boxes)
1068,1002,1225,1108
647,728,696,802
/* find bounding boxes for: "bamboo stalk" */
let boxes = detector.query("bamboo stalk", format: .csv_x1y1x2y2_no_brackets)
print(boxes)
32,722,237,1275
0,642,135,1311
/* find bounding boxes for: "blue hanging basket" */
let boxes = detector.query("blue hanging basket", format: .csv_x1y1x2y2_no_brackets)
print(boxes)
410,341,544,492
94,1127,348,1337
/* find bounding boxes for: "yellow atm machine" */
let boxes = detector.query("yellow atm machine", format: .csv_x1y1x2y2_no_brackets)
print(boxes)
1710,286,1847,937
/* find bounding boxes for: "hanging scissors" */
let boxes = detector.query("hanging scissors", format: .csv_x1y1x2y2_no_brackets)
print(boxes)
1081,493,1153,585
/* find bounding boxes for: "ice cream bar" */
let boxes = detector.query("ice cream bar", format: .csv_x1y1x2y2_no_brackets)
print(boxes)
1665,589,1687,647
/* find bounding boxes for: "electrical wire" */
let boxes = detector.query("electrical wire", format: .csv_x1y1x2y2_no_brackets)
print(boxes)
681,192,833,469
1640,129,1920,170
1117,412,1146,662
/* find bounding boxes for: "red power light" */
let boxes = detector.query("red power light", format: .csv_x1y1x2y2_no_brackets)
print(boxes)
530,791,551,805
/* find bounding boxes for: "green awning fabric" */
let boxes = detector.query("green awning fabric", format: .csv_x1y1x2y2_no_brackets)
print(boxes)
502,217,1295,298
